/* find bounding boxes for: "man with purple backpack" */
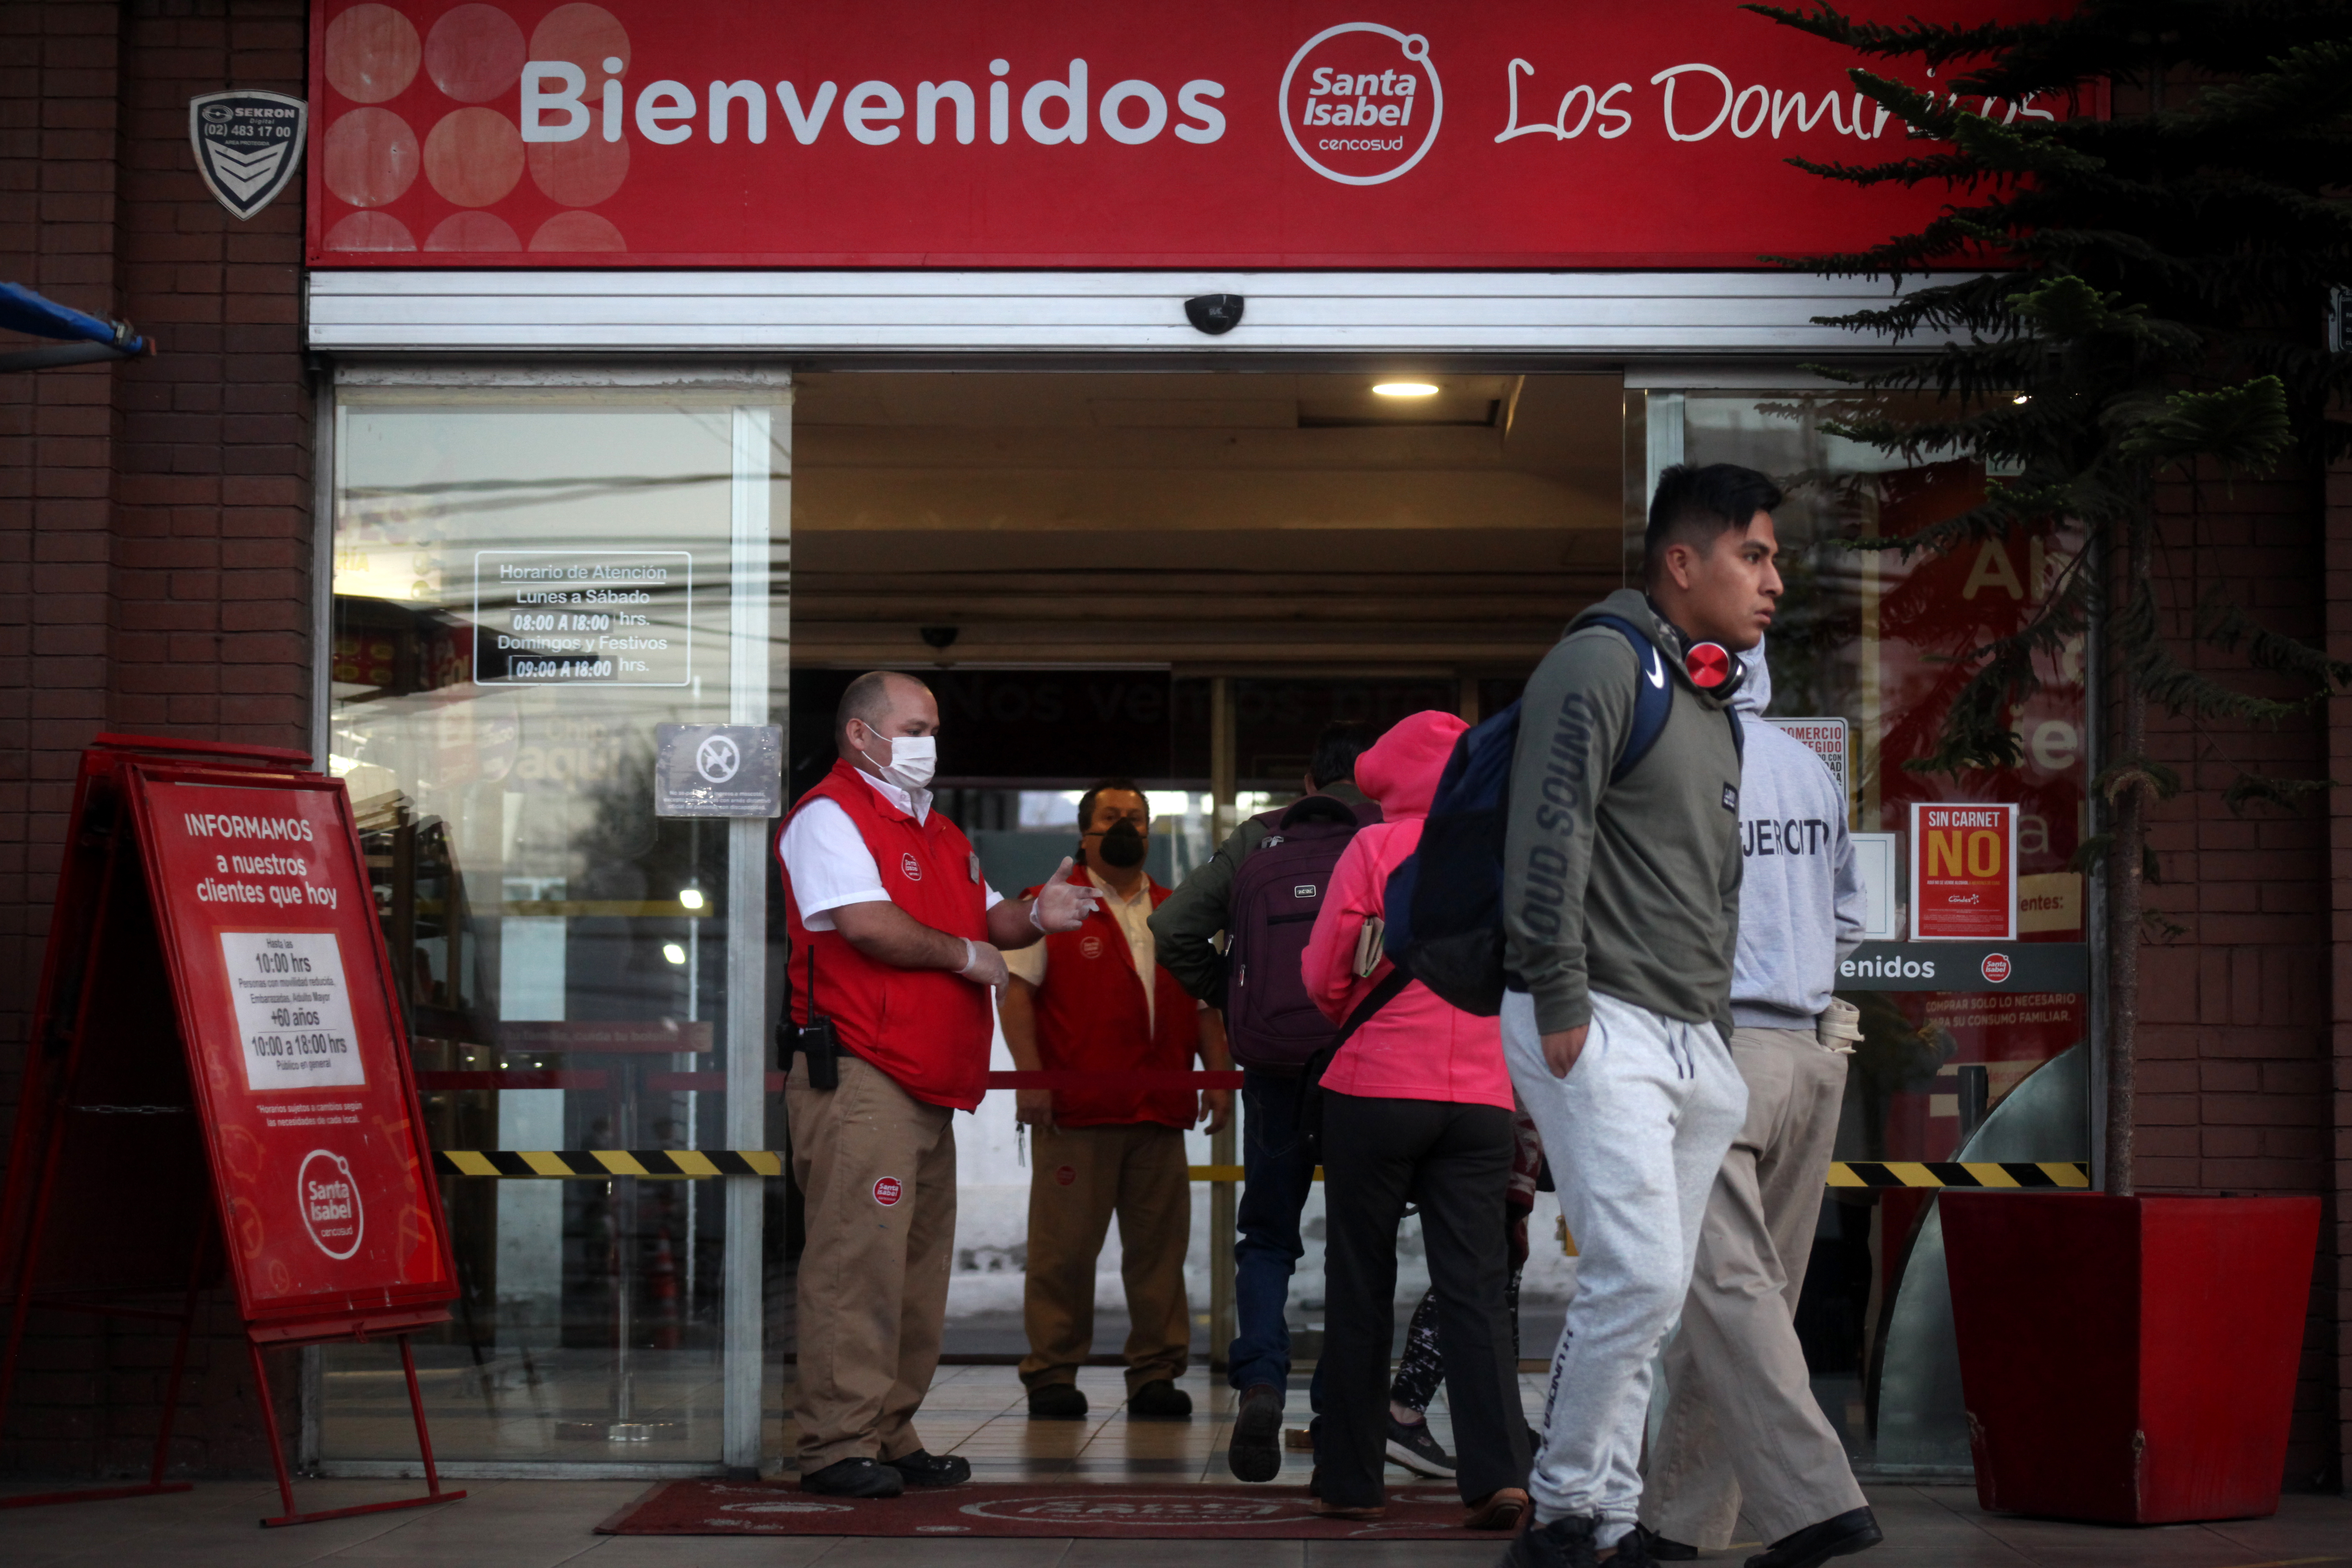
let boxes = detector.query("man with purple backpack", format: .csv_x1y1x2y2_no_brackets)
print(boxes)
1149,721,1374,1482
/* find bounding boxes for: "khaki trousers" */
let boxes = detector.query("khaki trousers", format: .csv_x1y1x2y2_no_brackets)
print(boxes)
786,1051,957,1471
1019,1121,1192,1395
1643,1026,1868,1548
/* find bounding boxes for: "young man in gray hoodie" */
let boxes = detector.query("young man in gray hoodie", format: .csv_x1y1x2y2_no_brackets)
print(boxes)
1636,640,1882,1568
1499,463,1782,1568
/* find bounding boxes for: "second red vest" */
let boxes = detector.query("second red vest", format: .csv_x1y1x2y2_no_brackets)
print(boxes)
1024,877,1201,1128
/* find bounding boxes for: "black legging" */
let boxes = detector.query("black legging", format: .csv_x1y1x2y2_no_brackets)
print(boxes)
1315,1090,1531,1509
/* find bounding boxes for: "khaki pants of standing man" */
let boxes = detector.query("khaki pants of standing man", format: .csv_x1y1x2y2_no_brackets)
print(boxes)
1019,1121,1192,1395
1642,1026,1869,1549
786,1051,957,1473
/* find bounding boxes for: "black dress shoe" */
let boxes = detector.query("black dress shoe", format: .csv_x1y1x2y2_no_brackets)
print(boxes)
799,1457,903,1498
1027,1382,1088,1420
882,1449,970,1488
1745,1507,1883,1568
1610,1522,1660,1566
1128,1378,1193,1418
1227,1383,1284,1483
1633,1522,1699,1560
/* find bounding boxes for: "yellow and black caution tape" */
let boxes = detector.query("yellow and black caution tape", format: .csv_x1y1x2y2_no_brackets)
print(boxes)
1183,1161,2089,1189
430,1153,2085,1189
1826,1160,2089,1190
432,1150,781,1179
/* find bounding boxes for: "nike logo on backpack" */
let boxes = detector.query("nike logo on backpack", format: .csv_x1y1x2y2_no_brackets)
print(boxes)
1645,648,1666,689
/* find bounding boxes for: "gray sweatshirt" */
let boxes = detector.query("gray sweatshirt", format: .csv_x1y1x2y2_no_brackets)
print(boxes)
1504,588,1745,1038
1729,641,1868,1029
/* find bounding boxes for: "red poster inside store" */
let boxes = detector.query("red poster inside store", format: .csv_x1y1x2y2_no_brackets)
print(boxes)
123,764,456,1339
1909,802,2019,943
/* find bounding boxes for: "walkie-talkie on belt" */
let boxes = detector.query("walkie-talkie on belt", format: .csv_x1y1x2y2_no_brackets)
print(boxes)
780,935,840,1090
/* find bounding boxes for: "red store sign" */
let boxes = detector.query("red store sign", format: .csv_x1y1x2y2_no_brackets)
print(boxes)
306,0,2084,269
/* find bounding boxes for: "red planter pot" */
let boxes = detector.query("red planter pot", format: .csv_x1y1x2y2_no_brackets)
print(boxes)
1942,1193,2319,1524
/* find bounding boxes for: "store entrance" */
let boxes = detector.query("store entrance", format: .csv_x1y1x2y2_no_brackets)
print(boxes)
318,364,2086,1478
784,370,1624,1374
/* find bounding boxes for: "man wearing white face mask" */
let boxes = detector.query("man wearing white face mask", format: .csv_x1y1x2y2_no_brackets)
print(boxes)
779,670,1102,1498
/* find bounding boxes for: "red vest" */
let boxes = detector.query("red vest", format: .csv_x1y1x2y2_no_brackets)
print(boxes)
781,760,993,1111
1024,876,1201,1128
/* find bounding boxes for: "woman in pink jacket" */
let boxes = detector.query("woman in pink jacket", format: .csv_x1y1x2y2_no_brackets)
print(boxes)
1299,710,1530,1528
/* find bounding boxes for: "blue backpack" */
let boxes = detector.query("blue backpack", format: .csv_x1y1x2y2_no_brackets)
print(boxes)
1380,616,1738,1016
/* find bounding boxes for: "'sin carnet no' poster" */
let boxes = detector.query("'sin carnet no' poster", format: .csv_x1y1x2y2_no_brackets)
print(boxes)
1908,802,2019,943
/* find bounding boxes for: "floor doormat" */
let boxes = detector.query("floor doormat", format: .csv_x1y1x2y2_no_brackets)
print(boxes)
597,1480,1507,1539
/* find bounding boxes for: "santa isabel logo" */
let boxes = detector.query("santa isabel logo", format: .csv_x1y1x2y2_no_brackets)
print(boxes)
297,1148,365,1260
1279,22,1443,186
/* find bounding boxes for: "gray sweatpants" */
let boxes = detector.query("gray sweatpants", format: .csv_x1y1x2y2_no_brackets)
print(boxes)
1642,1026,1867,1547
1505,989,1747,1536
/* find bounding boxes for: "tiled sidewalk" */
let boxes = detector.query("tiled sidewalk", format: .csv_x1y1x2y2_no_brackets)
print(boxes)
7,1365,2346,1565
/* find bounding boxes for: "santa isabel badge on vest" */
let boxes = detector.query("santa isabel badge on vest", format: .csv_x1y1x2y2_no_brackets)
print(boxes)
968,852,981,883
1081,935,1105,960
900,851,922,881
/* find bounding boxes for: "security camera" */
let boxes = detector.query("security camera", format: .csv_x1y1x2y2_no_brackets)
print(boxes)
1185,294,1245,335
920,626,960,651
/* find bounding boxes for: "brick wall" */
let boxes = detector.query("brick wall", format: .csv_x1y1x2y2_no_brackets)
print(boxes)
2138,460,2344,1489
1,0,311,1479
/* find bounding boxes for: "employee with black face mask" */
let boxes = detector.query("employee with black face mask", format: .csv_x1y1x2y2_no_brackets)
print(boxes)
999,778,1233,1421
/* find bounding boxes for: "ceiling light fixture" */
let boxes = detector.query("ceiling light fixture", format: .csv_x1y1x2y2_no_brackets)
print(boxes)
2012,393,2031,405
1372,381,1440,398
663,943,687,965
679,888,705,910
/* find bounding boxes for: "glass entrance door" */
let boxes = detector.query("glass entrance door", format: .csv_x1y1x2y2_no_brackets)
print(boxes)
320,379,787,1471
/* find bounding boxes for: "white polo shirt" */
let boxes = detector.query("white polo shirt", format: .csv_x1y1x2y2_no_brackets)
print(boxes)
778,768,1004,931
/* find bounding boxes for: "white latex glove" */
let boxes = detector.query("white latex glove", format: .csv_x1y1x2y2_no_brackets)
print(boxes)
1028,856,1103,934
958,938,1009,990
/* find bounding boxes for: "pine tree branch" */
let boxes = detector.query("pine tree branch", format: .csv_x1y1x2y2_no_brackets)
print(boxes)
2198,594,2352,691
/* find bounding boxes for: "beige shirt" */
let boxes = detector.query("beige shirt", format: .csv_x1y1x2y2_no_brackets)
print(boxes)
1004,865,1158,1029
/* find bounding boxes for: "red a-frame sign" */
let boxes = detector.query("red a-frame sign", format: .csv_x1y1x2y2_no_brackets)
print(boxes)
0,736,465,1525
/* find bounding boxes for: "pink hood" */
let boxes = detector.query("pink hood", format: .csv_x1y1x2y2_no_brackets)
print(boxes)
1298,709,1509,1111
1353,710,1467,823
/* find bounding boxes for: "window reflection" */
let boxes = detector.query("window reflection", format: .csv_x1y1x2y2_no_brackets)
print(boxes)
324,397,779,1463
1675,392,2090,1470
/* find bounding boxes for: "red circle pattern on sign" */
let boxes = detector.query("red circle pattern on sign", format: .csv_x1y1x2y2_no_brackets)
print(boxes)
1686,643,1732,688
1981,952,2013,984
873,1177,903,1206
320,1,632,256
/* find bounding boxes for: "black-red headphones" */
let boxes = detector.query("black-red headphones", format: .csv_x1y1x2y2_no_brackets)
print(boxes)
1645,597,1747,698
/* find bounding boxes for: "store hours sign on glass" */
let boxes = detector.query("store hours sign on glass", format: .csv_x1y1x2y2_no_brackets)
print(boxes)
304,0,2089,268
472,550,689,686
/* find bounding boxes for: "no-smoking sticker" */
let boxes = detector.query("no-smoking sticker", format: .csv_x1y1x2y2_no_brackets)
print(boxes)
873,1176,903,1206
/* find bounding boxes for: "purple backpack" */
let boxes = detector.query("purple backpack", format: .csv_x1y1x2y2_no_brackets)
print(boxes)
1224,794,1381,1074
